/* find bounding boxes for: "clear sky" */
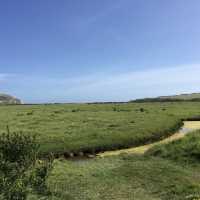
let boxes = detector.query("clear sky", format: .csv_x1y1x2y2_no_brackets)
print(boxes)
1,0,200,103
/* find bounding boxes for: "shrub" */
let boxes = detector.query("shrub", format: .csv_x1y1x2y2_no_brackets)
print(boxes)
27,111,34,115
30,159,53,195
0,127,52,199
140,108,145,112
113,107,117,111
71,109,80,112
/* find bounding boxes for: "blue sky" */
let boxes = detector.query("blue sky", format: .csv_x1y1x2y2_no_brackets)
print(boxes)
1,0,200,103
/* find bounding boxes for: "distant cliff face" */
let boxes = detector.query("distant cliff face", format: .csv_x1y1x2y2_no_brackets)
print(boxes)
0,94,22,104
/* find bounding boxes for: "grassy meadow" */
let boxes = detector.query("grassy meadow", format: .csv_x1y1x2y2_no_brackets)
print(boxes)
1,102,200,156
1,102,200,199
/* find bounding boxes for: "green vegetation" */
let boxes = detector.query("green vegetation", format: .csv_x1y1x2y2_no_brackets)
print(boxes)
0,129,52,200
146,130,200,166
0,102,200,156
43,126,200,200
44,155,199,200
1,102,200,199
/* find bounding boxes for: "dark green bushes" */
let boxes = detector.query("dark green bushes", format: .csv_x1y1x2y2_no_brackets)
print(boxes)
0,128,38,199
0,127,52,199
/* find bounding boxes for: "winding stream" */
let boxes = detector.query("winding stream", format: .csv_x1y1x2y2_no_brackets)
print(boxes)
97,121,200,157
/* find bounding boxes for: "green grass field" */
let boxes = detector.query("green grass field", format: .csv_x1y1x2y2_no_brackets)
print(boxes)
1,102,200,199
1,102,200,155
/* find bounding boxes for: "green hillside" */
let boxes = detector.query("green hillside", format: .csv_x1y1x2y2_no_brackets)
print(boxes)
133,92,200,102
159,93,200,100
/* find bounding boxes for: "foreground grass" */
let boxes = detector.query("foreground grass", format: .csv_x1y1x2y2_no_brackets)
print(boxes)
0,102,200,155
35,155,200,200
33,130,200,200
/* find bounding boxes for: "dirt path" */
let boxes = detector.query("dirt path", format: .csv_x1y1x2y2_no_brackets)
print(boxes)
97,121,200,157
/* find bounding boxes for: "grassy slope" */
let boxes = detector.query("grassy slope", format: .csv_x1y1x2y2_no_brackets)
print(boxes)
0,102,200,155
146,130,200,165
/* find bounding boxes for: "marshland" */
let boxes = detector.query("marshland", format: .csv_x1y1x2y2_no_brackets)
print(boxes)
1,102,200,199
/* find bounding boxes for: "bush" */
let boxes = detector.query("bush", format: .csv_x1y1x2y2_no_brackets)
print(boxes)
27,111,34,116
0,127,52,199
113,107,117,111
30,159,53,195
140,108,145,112
71,109,80,112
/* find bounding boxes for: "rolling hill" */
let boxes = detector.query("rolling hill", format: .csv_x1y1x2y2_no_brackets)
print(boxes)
132,92,200,102
159,93,200,100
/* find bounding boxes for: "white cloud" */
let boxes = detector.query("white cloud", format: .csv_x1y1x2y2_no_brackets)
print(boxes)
62,64,200,102
2,64,200,103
